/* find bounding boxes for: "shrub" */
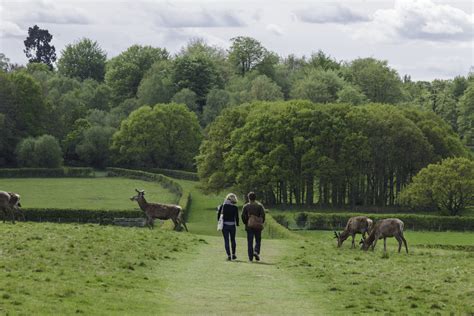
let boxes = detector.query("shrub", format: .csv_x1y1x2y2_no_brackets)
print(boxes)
15,135,63,168
295,212,308,228
0,167,94,178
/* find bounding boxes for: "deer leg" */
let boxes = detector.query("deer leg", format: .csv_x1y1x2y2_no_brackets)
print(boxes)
383,238,387,254
171,218,179,231
395,235,402,253
10,208,15,224
371,238,378,251
401,234,408,254
351,234,355,249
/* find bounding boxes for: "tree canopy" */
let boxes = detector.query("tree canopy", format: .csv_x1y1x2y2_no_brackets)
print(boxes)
23,25,57,69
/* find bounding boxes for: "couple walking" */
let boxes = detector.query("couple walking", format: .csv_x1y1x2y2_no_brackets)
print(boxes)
217,192,266,262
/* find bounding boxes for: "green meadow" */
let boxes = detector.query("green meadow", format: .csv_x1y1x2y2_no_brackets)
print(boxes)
0,176,472,315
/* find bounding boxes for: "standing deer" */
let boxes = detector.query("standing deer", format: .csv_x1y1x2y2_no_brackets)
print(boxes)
0,191,24,223
334,216,373,248
360,218,408,253
130,189,188,231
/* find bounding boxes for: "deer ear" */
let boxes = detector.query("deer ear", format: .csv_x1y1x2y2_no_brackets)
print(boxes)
135,188,139,193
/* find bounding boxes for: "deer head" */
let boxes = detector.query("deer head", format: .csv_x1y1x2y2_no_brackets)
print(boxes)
334,231,342,247
130,189,145,201
360,237,370,250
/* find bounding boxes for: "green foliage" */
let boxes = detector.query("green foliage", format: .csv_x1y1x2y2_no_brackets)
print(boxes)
0,167,94,178
249,75,284,101
201,89,231,126
290,69,345,103
23,25,56,69
457,81,474,147
145,168,199,181
0,52,9,71
76,125,116,168
344,58,403,104
336,85,366,105
57,38,107,81
198,101,466,207
228,36,267,76
401,157,474,215
15,135,63,168
172,88,198,113
137,60,175,106
111,104,202,170
105,45,169,101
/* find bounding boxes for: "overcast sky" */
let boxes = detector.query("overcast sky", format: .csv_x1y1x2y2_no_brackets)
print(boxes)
0,0,473,81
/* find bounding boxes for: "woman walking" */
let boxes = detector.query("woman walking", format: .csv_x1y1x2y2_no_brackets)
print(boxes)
217,193,239,261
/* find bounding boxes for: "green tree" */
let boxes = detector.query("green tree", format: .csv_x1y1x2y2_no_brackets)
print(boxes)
76,126,116,168
23,25,56,69
201,89,230,126
15,137,36,167
228,36,266,76
111,103,202,170
308,50,340,71
291,69,345,103
337,85,366,105
0,53,10,71
249,75,283,101
345,58,403,104
457,82,474,147
58,38,107,81
172,89,198,113
137,60,175,106
105,45,169,101
401,157,474,215
16,135,63,168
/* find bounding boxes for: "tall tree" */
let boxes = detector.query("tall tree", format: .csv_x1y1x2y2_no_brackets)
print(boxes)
228,36,266,76
23,25,56,69
58,38,107,81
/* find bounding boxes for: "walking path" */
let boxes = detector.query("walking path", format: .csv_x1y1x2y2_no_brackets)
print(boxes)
159,179,324,315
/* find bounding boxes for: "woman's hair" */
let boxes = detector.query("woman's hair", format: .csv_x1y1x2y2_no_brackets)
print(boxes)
226,193,238,204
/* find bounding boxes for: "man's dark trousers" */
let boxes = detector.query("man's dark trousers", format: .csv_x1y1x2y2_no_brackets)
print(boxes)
246,229,261,261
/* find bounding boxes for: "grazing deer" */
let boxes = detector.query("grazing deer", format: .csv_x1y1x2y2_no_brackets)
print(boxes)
130,189,188,231
360,218,408,253
334,216,373,248
0,191,24,223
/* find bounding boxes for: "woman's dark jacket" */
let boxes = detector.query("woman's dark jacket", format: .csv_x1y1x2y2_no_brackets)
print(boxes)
217,204,239,226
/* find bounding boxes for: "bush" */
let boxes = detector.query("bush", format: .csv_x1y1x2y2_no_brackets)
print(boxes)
295,212,308,228
144,168,199,181
22,208,140,223
0,167,94,178
15,135,63,168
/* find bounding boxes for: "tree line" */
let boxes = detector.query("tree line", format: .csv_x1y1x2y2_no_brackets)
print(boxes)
197,101,469,208
0,25,472,174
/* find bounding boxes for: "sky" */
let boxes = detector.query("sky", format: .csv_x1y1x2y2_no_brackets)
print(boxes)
0,0,473,81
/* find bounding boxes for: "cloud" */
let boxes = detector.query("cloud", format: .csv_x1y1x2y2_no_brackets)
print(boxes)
294,3,370,24
266,24,284,36
0,20,24,38
355,0,474,42
153,6,245,28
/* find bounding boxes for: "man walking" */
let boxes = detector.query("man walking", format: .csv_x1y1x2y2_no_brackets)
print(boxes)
241,192,265,262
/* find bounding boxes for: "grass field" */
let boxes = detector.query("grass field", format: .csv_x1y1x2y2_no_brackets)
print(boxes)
1,176,473,315
0,177,178,210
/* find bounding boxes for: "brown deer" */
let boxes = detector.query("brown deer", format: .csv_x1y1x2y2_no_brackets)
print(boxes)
360,218,408,253
334,216,373,248
130,189,188,231
0,191,24,223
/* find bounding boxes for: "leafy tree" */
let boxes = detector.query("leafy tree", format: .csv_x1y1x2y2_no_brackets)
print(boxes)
172,53,222,111
63,118,91,164
291,69,345,103
111,103,202,170
76,126,116,168
137,60,175,106
0,53,10,71
15,137,36,167
58,38,107,81
16,135,63,167
249,75,283,101
172,89,198,113
105,45,169,101
308,50,340,71
344,58,403,104
457,82,474,147
23,25,56,69
401,157,474,215
337,85,366,105
202,89,230,126
228,36,266,76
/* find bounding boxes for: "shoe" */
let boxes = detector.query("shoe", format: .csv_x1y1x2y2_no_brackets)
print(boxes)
232,254,237,260
227,256,231,261
254,253,260,261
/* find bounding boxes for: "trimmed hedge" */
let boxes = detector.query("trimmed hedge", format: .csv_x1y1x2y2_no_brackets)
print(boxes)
144,168,199,181
22,208,140,224
0,167,95,178
279,212,474,231
264,213,302,240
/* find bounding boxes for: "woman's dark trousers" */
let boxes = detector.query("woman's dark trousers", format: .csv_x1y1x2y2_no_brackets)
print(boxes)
222,224,236,256
246,229,261,261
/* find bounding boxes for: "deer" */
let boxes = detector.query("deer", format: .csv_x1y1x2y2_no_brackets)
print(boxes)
334,216,373,248
130,189,188,231
0,191,24,223
360,218,408,254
